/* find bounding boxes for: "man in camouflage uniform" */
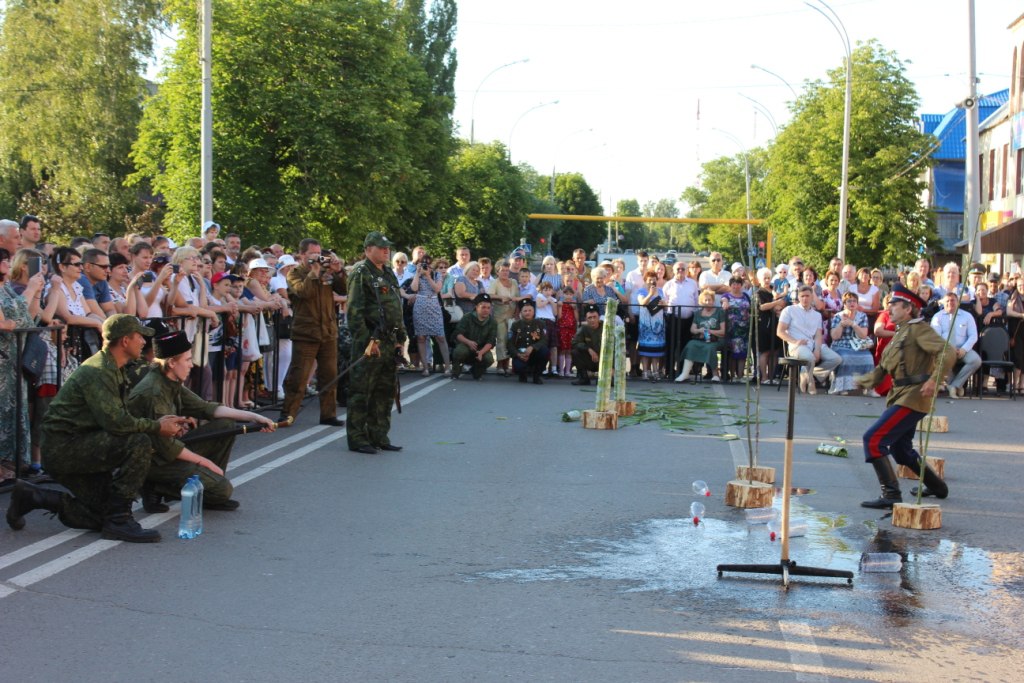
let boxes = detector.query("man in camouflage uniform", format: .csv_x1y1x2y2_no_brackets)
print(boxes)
346,231,406,454
6,315,188,542
451,293,498,380
280,238,347,426
571,305,603,385
855,284,955,509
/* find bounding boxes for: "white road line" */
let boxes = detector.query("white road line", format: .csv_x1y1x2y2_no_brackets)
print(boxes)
228,425,329,470
712,383,750,469
779,620,829,682
0,374,450,599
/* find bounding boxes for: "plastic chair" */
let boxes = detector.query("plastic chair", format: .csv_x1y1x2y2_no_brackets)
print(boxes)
975,326,1016,400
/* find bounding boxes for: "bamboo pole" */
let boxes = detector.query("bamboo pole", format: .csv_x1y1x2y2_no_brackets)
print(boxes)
614,321,627,402
594,299,618,412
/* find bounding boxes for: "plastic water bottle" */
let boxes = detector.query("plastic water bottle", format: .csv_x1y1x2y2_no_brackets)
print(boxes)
767,517,807,542
692,480,711,497
177,475,204,539
690,501,705,525
703,328,710,342
860,552,902,573
745,507,778,524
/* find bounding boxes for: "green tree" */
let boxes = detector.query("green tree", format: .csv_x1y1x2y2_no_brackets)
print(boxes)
550,172,603,259
0,0,162,239
763,40,936,268
643,198,682,251
681,150,768,262
435,141,530,259
615,198,643,250
131,0,453,252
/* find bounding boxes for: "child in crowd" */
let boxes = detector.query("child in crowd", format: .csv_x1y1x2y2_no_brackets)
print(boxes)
517,268,537,302
535,281,558,376
556,285,578,377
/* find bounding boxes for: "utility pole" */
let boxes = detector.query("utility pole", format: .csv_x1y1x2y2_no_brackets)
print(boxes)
964,0,981,260
200,0,213,227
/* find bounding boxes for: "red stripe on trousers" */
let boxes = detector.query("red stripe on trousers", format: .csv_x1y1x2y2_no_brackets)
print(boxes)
867,406,913,459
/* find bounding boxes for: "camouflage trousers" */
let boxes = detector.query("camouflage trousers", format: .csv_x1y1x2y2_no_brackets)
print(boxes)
346,355,398,449
41,430,153,530
146,418,235,505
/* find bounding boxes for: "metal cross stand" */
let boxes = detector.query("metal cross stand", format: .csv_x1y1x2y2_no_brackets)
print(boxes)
717,357,854,589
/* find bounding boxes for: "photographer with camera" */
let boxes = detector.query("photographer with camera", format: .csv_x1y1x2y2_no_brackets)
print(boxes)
409,252,452,377
279,238,347,427
346,231,407,454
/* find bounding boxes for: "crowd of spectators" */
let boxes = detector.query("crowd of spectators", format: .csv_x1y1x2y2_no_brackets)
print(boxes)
3,215,1023,485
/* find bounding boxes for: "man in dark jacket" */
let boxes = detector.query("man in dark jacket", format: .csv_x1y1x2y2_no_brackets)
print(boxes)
571,305,603,385
452,293,498,380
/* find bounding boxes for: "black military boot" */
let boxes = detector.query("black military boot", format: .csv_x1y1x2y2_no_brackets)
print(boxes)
910,464,949,499
532,369,544,385
572,369,590,386
101,497,161,543
141,483,170,513
518,371,528,383
6,480,64,530
861,458,903,509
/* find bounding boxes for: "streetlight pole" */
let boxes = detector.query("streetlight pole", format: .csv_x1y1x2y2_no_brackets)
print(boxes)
806,0,852,262
713,128,754,264
738,93,779,137
750,64,799,100
470,58,529,145
507,100,559,164
200,0,213,226
965,0,981,260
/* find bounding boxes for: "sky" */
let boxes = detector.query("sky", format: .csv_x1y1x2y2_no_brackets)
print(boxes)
451,0,1013,214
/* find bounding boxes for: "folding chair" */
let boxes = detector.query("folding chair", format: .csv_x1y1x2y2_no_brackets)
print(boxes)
975,326,1016,400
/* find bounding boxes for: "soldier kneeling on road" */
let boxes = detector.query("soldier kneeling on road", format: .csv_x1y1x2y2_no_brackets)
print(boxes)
6,315,190,543
128,331,278,514
451,293,497,380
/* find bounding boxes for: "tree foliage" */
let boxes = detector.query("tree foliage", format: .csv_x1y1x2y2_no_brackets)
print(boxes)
131,0,457,253
763,40,936,268
614,198,643,250
0,0,162,239
549,172,604,259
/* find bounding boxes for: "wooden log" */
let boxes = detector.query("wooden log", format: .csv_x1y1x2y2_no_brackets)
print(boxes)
898,457,945,480
921,415,948,433
892,502,942,530
615,400,636,417
724,480,774,509
582,410,618,430
735,465,775,484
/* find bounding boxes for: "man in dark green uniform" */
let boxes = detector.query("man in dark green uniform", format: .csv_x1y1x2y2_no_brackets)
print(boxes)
129,331,277,513
280,238,347,426
6,315,188,542
451,293,498,380
571,305,603,385
347,231,407,454
508,298,549,384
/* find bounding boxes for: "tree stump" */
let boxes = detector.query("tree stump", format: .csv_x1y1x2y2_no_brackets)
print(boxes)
615,400,636,417
724,480,774,508
921,415,948,433
898,457,945,480
582,410,618,430
735,465,775,484
892,502,942,530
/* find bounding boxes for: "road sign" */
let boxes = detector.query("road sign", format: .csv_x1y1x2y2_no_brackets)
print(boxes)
755,257,766,269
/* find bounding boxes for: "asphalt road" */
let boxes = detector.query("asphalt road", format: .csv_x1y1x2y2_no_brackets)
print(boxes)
2,372,1022,682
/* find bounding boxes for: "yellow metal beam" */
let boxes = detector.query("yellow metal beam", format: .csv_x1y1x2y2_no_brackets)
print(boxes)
527,213,764,225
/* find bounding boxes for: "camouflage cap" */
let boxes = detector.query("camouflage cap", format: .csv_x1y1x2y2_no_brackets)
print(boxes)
103,314,155,343
363,231,394,248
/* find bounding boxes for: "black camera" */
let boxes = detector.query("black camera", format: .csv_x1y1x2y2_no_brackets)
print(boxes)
308,255,331,267
419,255,432,269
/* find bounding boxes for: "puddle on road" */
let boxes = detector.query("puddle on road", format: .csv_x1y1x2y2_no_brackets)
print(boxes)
474,501,1024,646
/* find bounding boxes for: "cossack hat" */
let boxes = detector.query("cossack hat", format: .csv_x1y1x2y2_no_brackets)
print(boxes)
517,298,535,311
364,231,394,248
890,283,925,309
583,304,600,315
154,331,192,359
473,292,492,305
103,314,155,343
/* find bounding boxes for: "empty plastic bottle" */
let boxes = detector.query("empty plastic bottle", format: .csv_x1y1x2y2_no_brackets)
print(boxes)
692,480,711,497
860,552,903,573
177,474,204,539
767,517,807,542
744,507,778,524
689,501,705,525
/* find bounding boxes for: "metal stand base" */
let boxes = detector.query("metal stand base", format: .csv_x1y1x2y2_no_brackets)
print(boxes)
717,560,853,588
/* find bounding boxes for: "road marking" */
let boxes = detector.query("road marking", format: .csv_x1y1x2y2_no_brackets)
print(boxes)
712,383,751,469
779,620,829,682
0,374,449,599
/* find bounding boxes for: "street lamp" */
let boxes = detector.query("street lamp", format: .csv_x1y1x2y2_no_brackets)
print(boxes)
712,128,754,264
738,93,779,137
507,99,559,164
806,0,853,263
470,58,529,145
750,64,799,100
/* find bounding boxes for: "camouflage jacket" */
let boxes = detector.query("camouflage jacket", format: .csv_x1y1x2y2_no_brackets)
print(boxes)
347,258,406,353
572,323,603,355
287,263,347,343
127,368,220,465
42,349,162,442
454,312,497,349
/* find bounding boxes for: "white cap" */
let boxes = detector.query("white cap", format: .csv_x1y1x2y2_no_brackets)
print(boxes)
277,255,297,268
731,262,744,272
247,258,270,271
202,220,220,233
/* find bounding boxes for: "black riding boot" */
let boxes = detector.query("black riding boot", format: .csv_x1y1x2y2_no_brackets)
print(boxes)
910,464,949,499
6,480,64,530
861,458,903,509
572,369,591,386
532,368,544,385
102,497,161,543
141,483,170,513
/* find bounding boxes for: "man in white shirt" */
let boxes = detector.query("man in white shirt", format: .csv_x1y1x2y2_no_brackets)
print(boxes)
930,291,980,398
447,246,471,279
698,251,730,304
776,286,842,394
663,261,699,377
625,251,651,293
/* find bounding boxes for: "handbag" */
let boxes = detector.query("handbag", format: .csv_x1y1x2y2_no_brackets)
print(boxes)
644,296,663,315
275,313,293,340
21,331,49,382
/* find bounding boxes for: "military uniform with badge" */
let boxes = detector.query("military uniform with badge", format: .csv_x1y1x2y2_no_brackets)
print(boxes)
346,231,407,453
451,293,498,379
855,285,956,508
